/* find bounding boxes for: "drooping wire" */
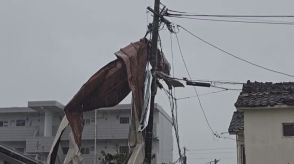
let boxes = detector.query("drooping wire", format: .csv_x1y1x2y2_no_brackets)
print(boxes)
162,87,183,163
159,33,183,163
177,25,294,78
173,31,243,141
174,32,217,137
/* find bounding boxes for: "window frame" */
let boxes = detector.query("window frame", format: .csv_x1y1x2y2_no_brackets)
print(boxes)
81,147,90,154
16,120,26,127
119,117,129,124
0,121,9,127
282,123,294,137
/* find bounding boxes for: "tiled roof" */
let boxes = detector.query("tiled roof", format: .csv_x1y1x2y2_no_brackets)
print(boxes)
228,111,244,134
235,81,294,108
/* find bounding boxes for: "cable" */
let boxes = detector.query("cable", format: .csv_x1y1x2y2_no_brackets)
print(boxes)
173,31,243,142
169,16,294,25
188,147,235,151
162,88,183,164
210,85,241,91
170,32,175,78
176,90,229,100
194,79,244,85
177,25,294,78
174,32,217,137
166,9,294,18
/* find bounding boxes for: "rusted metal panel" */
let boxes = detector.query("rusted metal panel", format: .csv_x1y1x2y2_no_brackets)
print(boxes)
64,58,130,146
61,38,171,164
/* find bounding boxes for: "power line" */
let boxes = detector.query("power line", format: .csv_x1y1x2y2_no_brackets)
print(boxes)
174,32,217,136
166,9,294,18
193,79,244,85
187,151,235,154
169,16,294,25
159,74,242,91
187,147,235,151
162,87,183,163
177,25,294,78
176,90,229,100
172,30,243,142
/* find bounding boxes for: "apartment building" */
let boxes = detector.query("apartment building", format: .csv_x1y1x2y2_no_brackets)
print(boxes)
0,101,173,164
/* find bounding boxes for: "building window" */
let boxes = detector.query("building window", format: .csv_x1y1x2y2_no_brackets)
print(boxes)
62,147,69,154
16,120,25,126
120,117,129,124
83,119,91,125
0,121,9,127
119,146,129,154
81,147,90,154
283,123,294,136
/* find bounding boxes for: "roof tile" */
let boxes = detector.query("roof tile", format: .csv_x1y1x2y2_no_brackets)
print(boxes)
235,81,294,108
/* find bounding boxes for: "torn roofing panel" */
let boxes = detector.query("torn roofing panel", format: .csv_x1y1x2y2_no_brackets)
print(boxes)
64,58,130,146
115,40,148,118
64,38,171,149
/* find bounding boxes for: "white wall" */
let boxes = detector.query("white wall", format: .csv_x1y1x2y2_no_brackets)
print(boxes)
155,110,173,164
244,107,294,164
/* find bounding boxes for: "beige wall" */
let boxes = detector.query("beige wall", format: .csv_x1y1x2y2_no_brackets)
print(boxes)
236,134,244,164
244,107,294,164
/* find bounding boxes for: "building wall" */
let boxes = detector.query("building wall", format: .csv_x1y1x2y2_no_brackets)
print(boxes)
155,109,173,164
0,112,45,139
236,134,244,164
244,108,294,164
0,103,173,164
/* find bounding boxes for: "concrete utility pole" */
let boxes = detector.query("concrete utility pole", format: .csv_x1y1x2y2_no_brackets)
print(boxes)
183,147,187,164
144,0,160,163
209,159,219,164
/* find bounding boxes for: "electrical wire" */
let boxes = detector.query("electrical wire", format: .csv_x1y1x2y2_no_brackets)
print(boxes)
210,85,241,91
176,89,229,100
174,32,217,137
162,87,183,163
177,25,294,78
168,16,294,25
193,79,244,85
166,9,294,18
187,147,235,151
170,34,181,157
173,31,243,142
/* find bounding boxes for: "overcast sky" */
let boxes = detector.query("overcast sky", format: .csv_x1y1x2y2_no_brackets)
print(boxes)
1,0,294,163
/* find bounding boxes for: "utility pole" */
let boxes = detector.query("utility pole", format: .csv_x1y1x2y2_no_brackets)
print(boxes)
94,109,97,164
183,147,187,164
209,159,219,164
144,0,160,163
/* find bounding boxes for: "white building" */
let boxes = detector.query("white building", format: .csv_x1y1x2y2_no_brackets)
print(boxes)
0,101,173,164
229,81,294,164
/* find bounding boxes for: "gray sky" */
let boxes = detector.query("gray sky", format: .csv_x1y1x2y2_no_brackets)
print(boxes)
1,0,294,163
